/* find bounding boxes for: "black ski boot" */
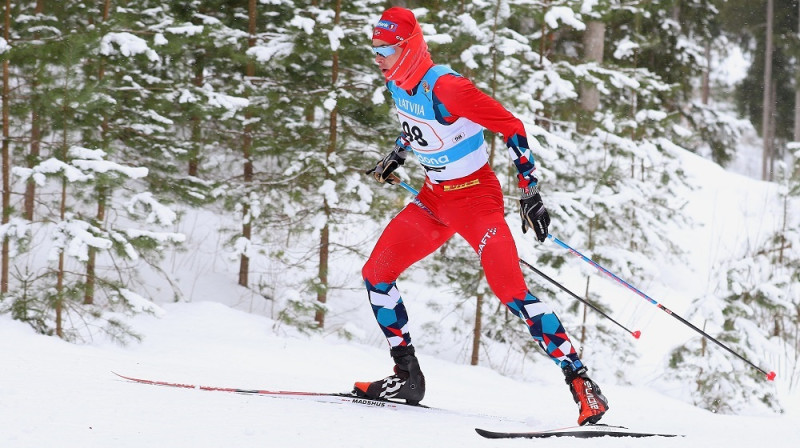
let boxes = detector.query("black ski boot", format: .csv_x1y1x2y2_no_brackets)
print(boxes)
563,366,609,425
353,345,426,405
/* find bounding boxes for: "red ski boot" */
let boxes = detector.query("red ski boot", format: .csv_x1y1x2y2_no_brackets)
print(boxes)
564,366,609,425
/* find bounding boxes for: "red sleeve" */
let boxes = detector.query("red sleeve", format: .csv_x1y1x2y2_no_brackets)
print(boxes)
432,74,525,142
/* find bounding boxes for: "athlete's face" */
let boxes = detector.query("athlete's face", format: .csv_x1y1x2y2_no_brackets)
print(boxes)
372,39,402,75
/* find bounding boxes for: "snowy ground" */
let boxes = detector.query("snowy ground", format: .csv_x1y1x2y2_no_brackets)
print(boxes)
1,299,798,448
2,134,799,446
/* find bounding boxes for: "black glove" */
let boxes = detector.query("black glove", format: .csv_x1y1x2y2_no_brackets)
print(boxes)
519,185,550,242
366,143,407,184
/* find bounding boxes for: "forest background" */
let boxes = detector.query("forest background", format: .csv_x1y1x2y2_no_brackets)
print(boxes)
1,0,799,416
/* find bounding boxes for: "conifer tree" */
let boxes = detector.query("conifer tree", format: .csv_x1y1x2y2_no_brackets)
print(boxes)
11,146,183,342
0,0,183,341
666,156,797,413
1,0,10,294
720,0,798,177
248,0,392,330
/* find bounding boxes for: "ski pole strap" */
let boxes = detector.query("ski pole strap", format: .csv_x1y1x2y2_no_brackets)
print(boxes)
547,233,777,381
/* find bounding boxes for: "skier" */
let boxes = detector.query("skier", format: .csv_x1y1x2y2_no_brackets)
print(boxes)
354,7,609,426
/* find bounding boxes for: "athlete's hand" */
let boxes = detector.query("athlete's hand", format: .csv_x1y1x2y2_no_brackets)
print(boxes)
366,136,409,184
519,185,550,242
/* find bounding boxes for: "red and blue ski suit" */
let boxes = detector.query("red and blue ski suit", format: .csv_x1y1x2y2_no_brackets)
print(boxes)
363,65,583,371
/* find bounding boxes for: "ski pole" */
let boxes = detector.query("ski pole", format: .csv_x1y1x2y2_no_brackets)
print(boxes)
387,178,640,338
548,233,777,381
385,174,776,379
518,258,641,339
397,180,418,196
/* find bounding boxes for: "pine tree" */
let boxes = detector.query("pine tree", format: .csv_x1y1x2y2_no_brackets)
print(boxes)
247,0,392,330
667,253,785,414
0,0,183,341
667,157,796,413
1,0,11,294
721,0,799,179
10,146,182,342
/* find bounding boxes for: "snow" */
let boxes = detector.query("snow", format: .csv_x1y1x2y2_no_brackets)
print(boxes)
613,36,640,60
371,86,385,105
53,220,114,262
290,15,315,34
2,295,798,447
12,157,93,185
165,23,204,36
327,25,345,52
69,147,149,179
201,85,249,112
712,45,749,86
544,6,586,31
2,136,799,447
100,32,160,62
126,192,179,226
248,40,294,63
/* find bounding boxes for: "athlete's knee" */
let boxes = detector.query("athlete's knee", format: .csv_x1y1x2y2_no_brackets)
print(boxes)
361,260,373,283
487,278,528,308
362,257,386,285
503,291,553,321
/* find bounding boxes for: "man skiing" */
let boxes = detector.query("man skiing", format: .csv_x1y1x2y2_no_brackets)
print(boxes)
354,7,609,426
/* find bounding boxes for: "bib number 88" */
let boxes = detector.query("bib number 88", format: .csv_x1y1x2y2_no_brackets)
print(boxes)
402,121,428,147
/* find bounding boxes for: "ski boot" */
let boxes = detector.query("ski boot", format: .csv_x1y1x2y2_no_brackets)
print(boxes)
564,366,609,425
353,345,426,405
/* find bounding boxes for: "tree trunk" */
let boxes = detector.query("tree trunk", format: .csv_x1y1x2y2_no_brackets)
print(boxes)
24,0,45,221
56,189,65,338
761,0,774,181
471,272,485,366
189,53,204,177
55,26,76,336
470,1,503,362
84,0,111,305
238,0,257,288
580,20,605,126
315,0,342,328
1,0,11,294
538,0,550,131
779,191,787,264
702,41,711,105
486,0,502,166
56,132,68,338
471,293,484,366
25,103,40,221
84,188,106,305
795,88,800,143
539,0,549,64
580,276,590,353
769,82,777,181
795,1,800,143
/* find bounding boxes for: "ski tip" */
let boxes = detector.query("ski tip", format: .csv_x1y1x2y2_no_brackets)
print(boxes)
766,371,776,381
474,428,494,438
632,330,641,339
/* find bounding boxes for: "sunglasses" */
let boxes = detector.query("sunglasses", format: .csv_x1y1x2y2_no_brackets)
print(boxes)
372,43,400,57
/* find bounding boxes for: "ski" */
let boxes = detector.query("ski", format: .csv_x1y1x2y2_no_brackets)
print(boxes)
475,423,682,439
112,372,426,410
